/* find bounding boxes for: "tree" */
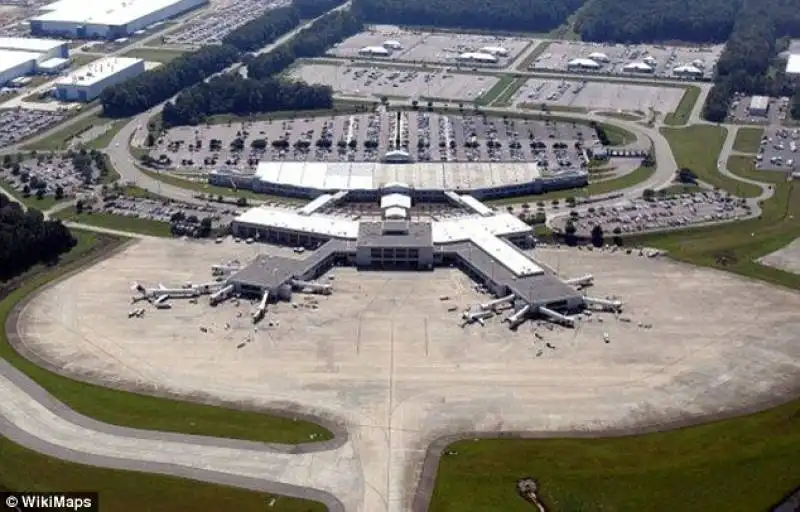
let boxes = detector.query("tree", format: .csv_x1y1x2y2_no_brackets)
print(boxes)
199,217,213,237
76,199,84,214
427,101,434,112
145,132,156,147
10,163,20,176
642,188,655,201
677,167,698,183
612,226,623,247
564,221,578,246
236,197,248,207
590,225,604,248
22,184,30,196
35,188,45,200
411,99,419,110
55,186,64,200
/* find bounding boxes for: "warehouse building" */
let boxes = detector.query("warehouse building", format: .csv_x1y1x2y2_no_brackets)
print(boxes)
567,57,601,70
622,62,654,73
0,37,68,61
456,52,498,64
29,0,208,39
748,95,770,117
359,46,391,56
672,64,703,78
54,56,144,101
0,50,41,85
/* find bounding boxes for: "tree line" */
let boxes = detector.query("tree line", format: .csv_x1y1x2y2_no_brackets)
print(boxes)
575,0,742,43
101,0,348,118
0,194,76,281
293,0,346,18
162,75,333,126
248,8,365,79
351,0,584,33
702,0,800,122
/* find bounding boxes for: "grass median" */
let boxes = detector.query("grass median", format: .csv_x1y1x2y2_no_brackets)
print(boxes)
54,208,173,237
0,230,333,445
663,85,700,126
661,125,762,198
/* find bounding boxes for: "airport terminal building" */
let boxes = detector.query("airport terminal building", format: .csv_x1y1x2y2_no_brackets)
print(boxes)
210,161,588,201
227,189,588,325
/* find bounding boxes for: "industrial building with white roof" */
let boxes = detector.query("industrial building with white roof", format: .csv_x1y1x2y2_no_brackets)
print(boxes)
54,56,145,101
0,36,69,85
227,188,609,326
29,0,208,38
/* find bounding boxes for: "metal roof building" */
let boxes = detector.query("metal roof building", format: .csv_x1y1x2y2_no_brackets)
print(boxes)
0,50,41,86
54,56,145,102
30,0,207,38
0,37,68,61
748,95,770,117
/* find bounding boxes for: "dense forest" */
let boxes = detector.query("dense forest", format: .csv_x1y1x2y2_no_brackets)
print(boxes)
575,0,742,43
162,75,333,126
221,6,299,53
248,8,364,79
792,90,800,120
0,194,76,281
352,0,584,33
702,0,800,122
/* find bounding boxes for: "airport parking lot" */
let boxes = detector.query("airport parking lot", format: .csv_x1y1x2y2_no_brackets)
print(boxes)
163,0,290,46
328,27,530,67
755,126,800,171
290,63,499,102
551,191,751,235
0,153,98,200
0,108,68,149
509,78,685,113
153,111,591,168
98,191,240,229
530,41,724,80
727,94,791,125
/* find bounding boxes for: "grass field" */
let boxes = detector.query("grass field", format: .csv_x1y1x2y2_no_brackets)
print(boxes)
122,48,187,63
660,183,702,196
0,230,327,511
663,86,700,126
431,156,800,512
661,125,762,198
54,208,173,237
732,127,765,154
0,230,333,444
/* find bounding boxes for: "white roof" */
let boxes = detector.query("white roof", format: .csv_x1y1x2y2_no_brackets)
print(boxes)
787,54,800,74
458,194,493,216
458,52,498,62
749,95,770,110
297,194,335,215
384,207,407,219
0,50,40,74
234,207,359,239
479,46,508,55
623,62,653,71
360,46,390,54
470,232,542,277
673,64,702,74
588,52,608,60
380,193,411,209
383,40,401,47
0,37,64,53
37,57,69,69
32,0,194,26
55,57,143,87
431,213,531,244
568,58,600,68
251,161,543,192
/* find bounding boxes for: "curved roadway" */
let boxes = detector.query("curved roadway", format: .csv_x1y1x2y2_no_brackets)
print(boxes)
1,28,792,512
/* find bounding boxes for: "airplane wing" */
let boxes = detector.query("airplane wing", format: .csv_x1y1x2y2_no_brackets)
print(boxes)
159,283,167,290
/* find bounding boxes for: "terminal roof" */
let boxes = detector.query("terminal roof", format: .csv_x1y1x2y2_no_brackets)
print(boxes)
358,221,432,247
235,207,359,239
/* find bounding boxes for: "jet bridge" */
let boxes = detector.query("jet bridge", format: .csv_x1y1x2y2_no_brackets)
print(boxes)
584,296,623,312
